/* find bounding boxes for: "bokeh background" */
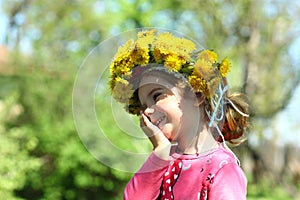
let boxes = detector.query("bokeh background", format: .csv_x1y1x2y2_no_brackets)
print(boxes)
1,0,300,199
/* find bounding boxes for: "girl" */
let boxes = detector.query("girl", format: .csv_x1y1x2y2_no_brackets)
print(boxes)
109,29,249,200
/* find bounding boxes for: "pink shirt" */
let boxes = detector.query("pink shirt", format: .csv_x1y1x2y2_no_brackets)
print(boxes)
124,145,247,200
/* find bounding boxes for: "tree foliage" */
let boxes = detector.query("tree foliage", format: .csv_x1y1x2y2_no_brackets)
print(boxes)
0,92,41,200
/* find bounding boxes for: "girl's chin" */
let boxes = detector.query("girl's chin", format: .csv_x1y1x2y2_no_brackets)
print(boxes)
161,131,172,141
159,125,178,141
162,132,176,141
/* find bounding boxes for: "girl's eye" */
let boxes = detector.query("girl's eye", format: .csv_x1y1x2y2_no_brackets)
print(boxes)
153,93,161,101
153,92,167,102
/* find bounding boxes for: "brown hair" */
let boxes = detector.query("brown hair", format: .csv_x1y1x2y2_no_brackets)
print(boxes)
219,93,249,145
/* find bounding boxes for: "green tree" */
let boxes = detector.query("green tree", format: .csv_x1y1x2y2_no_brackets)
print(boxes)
0,93,41,200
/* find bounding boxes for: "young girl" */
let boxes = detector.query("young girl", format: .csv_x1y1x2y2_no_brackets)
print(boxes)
109,29,249,200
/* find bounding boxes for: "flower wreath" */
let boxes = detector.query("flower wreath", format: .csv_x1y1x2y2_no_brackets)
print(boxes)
109,29,231,115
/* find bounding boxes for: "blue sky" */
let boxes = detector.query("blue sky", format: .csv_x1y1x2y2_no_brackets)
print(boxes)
275,85,300,145
0,0,8,45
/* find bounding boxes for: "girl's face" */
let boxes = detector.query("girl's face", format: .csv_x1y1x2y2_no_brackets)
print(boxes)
138,73,197,141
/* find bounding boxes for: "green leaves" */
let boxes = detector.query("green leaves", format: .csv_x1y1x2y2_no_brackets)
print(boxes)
0,94,41,200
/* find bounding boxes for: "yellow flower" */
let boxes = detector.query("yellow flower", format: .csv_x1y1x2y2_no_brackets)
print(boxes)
175,38,196,60
219,58,231,77
131,30,155,65
112,40,134,64
137,29,156,48
110,39,135,78
197,50,218,63
112,78,134,104
164,54,185,71
153,48,164,63
193,59,216,81
115,39,134,57
130,47,150,66
188,74,207,94
110,60,133,79
153,32,195,68
153,32,174,55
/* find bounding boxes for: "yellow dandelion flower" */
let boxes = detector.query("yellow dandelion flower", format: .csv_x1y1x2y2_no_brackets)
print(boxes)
219,58,231,77
156,32,176,43
153,32,175,55
137,29,156,48
130,47,150,66
178,38,196,52
112,78,134,103
137,29,156,38
153,32,195,66
174,38,196,60
188,74,207,93
110,39,135,75
153,48,164,63
129,48,140,63
118,39,134,52
193,59,215,81
133,30,155,65
197,50,218,63
164,54,185,71
113,59,133,76
113,39,134,63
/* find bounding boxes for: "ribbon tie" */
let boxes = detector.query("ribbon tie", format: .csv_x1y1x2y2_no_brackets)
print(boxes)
160,159,182,200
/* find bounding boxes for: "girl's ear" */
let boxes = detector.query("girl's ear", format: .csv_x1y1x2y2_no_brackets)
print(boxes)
194,93,206,107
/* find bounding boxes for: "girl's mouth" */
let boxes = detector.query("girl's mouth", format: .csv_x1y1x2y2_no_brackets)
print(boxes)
155,116,166,127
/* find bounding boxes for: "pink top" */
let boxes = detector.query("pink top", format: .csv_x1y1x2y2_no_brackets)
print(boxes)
124,145,247,200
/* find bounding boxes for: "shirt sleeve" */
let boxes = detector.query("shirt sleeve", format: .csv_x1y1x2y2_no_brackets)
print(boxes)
123,152,170,200
208,163,247,200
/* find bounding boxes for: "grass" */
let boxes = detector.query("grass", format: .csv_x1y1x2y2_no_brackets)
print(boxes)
247,177,295,200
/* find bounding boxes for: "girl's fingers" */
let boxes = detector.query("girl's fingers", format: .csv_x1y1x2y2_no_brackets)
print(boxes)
140,113,160,137
140,112,171,160
140,113,169,142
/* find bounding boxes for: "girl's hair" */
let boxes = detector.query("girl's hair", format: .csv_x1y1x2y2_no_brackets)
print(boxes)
219,92,249,145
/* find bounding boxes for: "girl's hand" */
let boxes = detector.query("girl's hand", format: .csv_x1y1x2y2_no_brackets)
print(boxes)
140,112,171,160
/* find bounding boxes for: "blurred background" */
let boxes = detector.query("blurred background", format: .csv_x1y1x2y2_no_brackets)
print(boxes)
0,0,300,199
